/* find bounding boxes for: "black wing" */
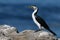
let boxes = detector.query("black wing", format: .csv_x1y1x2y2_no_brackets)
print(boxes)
35,15,48,27
35,15,56,35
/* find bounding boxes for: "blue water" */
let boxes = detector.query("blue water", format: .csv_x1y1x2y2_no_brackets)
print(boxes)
0,3,60,37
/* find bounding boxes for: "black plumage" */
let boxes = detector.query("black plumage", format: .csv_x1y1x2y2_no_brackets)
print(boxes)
35,15,56,35
30,5,56,36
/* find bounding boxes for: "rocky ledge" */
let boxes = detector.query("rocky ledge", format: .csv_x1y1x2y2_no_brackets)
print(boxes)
0,25,58,40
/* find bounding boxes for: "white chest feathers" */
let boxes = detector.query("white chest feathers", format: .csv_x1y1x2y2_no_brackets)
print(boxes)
32,14,41,29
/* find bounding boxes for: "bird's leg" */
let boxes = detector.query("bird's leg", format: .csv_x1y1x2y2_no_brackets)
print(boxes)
35,26,42,32
35,29,41,32
35,26,44,32
35,25,41,32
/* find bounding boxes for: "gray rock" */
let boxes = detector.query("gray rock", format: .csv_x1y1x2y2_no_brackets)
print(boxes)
58,38,60,40
0,25,58,40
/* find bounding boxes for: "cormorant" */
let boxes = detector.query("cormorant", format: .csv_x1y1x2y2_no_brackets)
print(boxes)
29,5,56,35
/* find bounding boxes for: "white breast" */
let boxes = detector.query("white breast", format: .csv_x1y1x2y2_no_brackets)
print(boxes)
32,14,41,29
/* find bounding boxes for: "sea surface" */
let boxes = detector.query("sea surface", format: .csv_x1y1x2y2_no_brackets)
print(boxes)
0,3,60,37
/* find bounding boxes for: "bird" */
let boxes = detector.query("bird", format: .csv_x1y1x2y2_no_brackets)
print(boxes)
29,5,56,35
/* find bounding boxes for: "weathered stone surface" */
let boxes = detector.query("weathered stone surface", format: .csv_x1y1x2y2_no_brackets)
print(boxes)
0,25,58,40
58,38,60,40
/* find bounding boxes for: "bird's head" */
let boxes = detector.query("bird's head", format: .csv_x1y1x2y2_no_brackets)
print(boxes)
28,5,38,10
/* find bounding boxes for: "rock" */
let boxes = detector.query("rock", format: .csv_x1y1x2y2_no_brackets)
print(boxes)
0,24,18,40
58,38,60,40
18,30,57,40
0,25,58,40
0,25,18,36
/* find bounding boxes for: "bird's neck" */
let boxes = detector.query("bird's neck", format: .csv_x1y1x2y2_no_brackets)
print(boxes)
32,9,38,16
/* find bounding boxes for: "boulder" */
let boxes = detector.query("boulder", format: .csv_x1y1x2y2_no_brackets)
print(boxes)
0,25,58,40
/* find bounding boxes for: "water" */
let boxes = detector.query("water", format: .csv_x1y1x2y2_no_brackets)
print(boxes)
0,3,60,37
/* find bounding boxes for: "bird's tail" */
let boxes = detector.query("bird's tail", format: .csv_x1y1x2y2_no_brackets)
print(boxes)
44,24,56,36
48,29,56,36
